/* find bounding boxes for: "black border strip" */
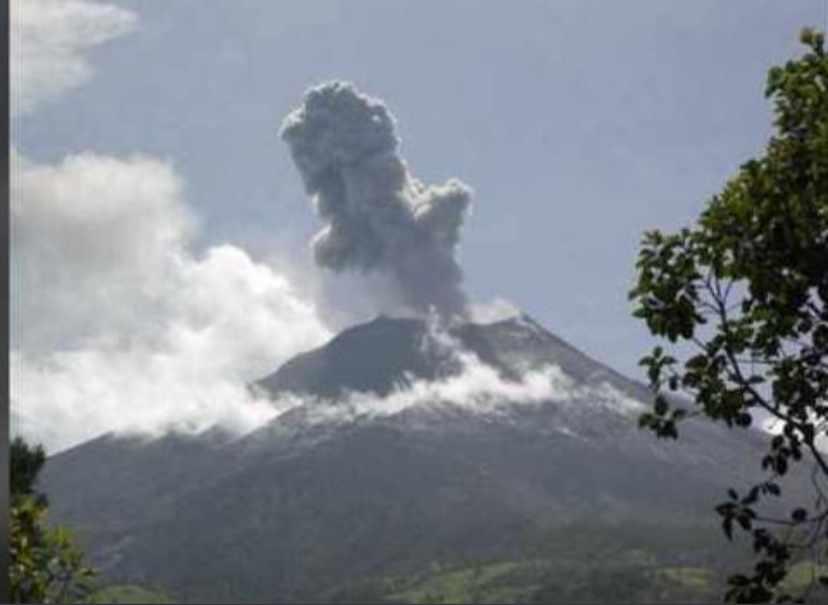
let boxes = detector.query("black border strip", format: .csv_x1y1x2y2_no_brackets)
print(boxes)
1,0,10,602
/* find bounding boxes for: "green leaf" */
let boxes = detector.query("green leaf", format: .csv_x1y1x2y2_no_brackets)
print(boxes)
654,395,669,416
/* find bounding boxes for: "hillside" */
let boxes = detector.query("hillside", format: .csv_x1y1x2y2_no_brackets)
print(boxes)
40,313,795,602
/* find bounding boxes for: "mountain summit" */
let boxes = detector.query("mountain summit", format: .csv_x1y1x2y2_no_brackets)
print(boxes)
40,312,784,602
256,313,649,401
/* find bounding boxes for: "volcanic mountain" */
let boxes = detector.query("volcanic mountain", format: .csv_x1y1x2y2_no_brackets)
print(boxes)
40,313,787,603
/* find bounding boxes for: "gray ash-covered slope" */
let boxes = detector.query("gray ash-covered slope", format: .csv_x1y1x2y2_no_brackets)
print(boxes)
256,313,648,399
41,313,782,603
258,315,464,398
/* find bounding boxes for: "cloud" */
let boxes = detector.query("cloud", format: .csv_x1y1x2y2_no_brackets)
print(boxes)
11,0,137,117
11,351,296,452
467,298,521,324
342,354,575,418
10,2,561,454
9,0,334,453
762,417,828,454
267,324,646,431
11,150,332,453
281,81,473,318
277,353,646,432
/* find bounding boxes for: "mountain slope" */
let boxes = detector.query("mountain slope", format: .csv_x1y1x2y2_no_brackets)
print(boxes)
40,313,792,603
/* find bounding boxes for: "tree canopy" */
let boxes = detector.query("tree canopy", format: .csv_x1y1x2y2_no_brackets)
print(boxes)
11,437,46,502
630,28,828,603
10,436,95,604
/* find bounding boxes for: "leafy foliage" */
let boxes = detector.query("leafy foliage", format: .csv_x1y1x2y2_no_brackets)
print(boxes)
630,28,828,603
11,437,46,503
10,437,96,604
321,523,736,603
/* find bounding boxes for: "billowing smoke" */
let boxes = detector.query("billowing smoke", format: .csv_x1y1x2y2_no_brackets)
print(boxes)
11,4,530,454
280,82,472,318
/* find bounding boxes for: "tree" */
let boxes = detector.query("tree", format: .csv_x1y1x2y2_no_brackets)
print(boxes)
630,28,828,603
10,437,96,604
11,437,46,503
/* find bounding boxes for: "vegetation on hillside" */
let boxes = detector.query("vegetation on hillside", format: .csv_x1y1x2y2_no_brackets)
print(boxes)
320,523,741,603
10,437,96,603
15,21,827,605
88,584,174,604
9,437,175,604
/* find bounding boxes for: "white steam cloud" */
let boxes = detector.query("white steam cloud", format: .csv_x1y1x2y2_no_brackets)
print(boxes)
11,0,137,117
11,150,332,453
11,2,553,454
302,356,576,425
11,2,332,452
281,82,473,318
467,298,522,325
262,320,646,433
269,348,646,433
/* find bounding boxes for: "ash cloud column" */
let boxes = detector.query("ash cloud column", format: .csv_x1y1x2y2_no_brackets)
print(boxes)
281,81,473,319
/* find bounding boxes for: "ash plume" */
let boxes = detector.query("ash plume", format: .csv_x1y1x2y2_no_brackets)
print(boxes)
280,82,472,318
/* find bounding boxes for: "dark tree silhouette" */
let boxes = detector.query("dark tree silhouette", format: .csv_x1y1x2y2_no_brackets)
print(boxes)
10,437,95,603
630,29,828,603
11,437,46,503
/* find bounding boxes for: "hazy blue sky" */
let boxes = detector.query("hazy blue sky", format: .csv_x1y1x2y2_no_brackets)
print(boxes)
14,0,825,382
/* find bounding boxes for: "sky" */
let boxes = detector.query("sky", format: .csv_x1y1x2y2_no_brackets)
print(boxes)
10,0,827,452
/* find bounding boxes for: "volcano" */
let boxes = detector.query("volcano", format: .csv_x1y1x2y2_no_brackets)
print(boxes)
40,313,787,603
